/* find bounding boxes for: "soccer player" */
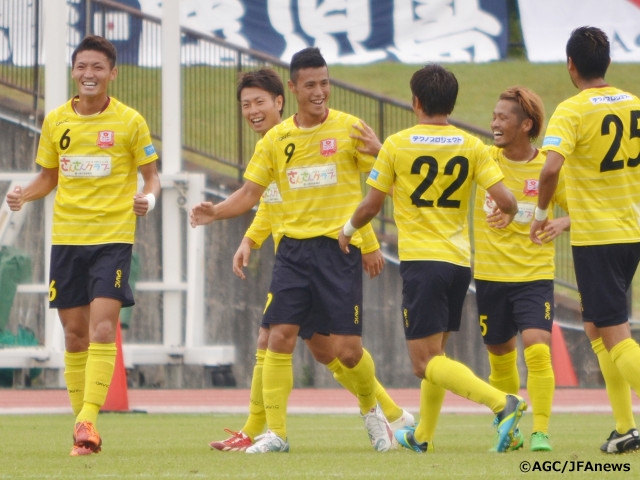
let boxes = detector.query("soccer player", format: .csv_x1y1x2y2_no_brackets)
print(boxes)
339,64,527,453
5,35,160,456
191,48,395,453
474,86,570,452
530,26,640,454
209,69,413,452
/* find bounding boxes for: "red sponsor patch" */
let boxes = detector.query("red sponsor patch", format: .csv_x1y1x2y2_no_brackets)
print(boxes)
320,138,337,157
523,179,538,196
97,130,115,148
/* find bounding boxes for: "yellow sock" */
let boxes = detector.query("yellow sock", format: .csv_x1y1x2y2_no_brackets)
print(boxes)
524,344,554,434
64,350,88,416
241,349,266,440
426,355,505,413
591,338,635,433
328,358,357,395
328,355,402,422
76,343,116,424
610,338,640,401
341,348,377,414
262,350,293,440
414,378,445,444
488,349,520,394
374,379,403,424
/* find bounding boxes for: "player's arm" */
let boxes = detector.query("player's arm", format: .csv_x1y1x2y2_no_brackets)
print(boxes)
359,223,384,279
339,187,386,254
133,161,161,216
484,181,518,228
530,150,564,244
5,166,58,211
190,180,265,227
234,201,272,279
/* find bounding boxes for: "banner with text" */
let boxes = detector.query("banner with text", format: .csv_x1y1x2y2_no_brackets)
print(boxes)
0,0,509,67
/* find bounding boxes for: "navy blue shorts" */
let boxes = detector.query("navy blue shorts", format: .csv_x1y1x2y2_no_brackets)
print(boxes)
262,236,363,336
475,279,554,345
399,260,471,340
49,244,135,309
572,243,640,328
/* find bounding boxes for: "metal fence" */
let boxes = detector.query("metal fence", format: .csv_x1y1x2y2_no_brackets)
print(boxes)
0,0,580,297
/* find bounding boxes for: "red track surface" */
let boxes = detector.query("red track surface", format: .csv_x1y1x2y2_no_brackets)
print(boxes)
1,387,638,415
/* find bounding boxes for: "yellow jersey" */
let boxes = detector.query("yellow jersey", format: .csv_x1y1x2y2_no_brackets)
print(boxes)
473,146,567,282
542,86,640,246
244,109,376,248
367,124,503,265
36,97,158,245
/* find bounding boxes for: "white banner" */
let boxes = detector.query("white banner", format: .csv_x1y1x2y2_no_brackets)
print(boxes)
518,0,640,62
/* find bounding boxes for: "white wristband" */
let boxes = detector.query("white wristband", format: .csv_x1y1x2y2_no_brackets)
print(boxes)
343,219,357,236
534,207,548,221
145,193,156,214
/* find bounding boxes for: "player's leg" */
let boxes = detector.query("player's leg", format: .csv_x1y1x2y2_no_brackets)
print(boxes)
210,326,269,451
400,261,526,453
574,243,640,453
521,329,554,452
305,333,413,432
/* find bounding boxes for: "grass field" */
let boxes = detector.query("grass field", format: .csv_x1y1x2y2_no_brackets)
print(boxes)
2,412,640,479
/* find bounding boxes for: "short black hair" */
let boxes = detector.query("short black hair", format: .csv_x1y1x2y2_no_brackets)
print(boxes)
237,68,285,114
72,35,117,69
410,64,458,116
289,47,327,84
566,26,610,80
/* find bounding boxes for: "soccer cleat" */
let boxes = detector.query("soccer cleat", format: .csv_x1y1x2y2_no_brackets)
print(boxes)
245,430,289,454
493,394,527,453
362,404,394,452
394,427,433,453
530,431,552,452
388,409,416,433
70,421,102,456
508,428,524,451
600,428,640,454
209,429,253,452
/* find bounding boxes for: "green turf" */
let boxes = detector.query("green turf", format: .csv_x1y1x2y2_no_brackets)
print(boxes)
2,412,639,479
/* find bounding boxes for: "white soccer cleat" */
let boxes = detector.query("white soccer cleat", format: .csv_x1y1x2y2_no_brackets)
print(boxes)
245,430,289,454
362,404,394,452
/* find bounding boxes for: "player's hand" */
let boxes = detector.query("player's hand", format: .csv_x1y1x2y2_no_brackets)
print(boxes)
362,249,384,279
133,193,152,216
232,237,254,280
189,202,216,227
351,120,382,156
6,185,24,211
535,216,570,243
529,218,548,245
486,206,513,229
338,229,351,253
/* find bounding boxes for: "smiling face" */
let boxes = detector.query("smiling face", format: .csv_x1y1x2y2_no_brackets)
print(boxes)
240,86,283,135
490,99,529,149
71,49,117,101
288,66,330,126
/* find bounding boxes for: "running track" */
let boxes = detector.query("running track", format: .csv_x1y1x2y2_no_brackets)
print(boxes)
1,388,639,415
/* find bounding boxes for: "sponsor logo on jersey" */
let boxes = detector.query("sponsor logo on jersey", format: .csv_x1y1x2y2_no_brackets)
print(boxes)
542,136,562,147
59,156,111,177
262,182,283,203
523,179,538,196
369,169,380,181
320,138,337,157
410,135,464,145
97,130,115,148
144,144,156,156
286,164,337,189
590,93,632,105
